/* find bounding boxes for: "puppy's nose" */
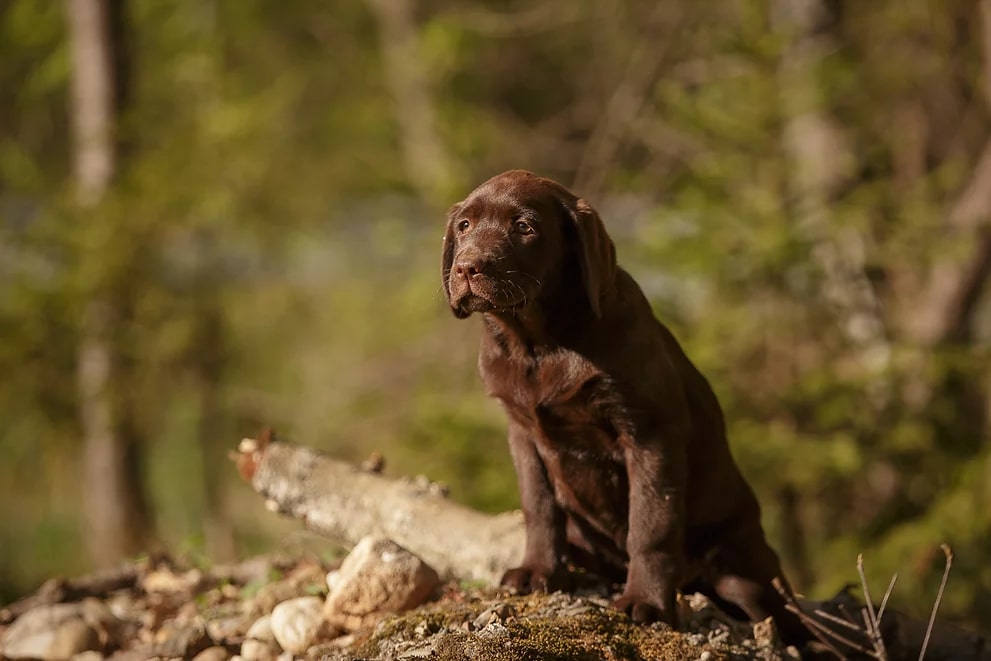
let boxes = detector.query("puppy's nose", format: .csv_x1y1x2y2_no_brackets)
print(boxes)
455,261,482,279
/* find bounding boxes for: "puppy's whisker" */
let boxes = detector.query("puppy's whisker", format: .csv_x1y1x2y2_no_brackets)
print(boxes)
507,270,542,288
509,280,528,306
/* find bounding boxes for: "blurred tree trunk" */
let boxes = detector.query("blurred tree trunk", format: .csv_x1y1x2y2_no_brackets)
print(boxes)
67,0,152,565
364,0,454,204
898,0,991,348
774,0,890,379
194,298,235,561
769,0,887,583
901,141,991,347
887,1,991,456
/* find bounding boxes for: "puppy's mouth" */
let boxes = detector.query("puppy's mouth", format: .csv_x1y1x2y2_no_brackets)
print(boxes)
449,273,531,317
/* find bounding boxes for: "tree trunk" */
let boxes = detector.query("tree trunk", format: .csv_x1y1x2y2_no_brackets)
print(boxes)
67,0,151,565
902,139,991,346
194,302,235,561
364,0,454,204
774,0,891,378
890,0,991,348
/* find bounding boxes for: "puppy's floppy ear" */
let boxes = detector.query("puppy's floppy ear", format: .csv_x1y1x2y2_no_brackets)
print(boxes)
568,198,616,318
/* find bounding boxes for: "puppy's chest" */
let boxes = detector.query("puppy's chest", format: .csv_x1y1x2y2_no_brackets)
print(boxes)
482,347,622,454
483,346,594,406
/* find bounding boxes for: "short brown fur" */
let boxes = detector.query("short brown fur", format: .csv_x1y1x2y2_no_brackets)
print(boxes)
442,170,809,644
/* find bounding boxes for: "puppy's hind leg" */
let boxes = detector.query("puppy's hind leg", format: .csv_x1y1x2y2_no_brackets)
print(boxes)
707,532,812,647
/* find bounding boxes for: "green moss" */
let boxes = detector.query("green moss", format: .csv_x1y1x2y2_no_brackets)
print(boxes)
353,591,738,661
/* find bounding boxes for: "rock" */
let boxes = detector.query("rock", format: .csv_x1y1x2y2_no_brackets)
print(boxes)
70,652,104,661
140,567,203,594
269,597,325,654
241,614,279,661
323,537,440,631
206,614,252,645
330,633,355,648
753,616,780,648
243,563,326,618
396,641,437,659
192,645,232,661
477,621,510,640
0,600,116,660
105,646,155,661
470,603,514,631
150,620,210,658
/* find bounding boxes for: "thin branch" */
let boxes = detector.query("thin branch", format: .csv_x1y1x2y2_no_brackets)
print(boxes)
572,4,689,197
785,602,873,659
862,608,889,661
781,603,853,660
813,608,864,633
876,573,898,624
918,545,954,661
857,554,889,661
773,577,870,659
856,554,879,631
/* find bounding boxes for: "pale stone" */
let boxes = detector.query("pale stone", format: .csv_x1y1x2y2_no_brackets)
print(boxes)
70,652,105,661
192,645,232,661
269,597,325,654
140,567,203,594
0,600,113,660
323,536,440,631
241,614,279,661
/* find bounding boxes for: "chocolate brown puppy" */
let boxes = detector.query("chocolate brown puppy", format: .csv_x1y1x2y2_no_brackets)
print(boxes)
442,170,808,644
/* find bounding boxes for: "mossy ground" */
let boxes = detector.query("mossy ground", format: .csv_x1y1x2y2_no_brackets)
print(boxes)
350,587,783,661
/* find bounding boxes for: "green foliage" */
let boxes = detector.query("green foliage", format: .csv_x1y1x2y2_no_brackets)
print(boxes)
1,0,990,631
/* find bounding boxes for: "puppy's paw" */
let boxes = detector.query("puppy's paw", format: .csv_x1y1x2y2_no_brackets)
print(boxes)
500,565,570,594
611,594,674,627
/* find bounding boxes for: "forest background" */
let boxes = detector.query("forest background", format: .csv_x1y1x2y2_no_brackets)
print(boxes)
2,0,990,632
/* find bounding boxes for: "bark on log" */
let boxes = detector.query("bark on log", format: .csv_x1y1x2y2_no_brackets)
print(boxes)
235,430,524,584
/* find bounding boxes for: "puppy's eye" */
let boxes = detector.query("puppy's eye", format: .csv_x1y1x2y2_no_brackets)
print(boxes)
514,220,535,235
457,219,471,232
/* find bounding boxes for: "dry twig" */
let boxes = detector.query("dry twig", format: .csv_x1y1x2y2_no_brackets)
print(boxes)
773,577,873,659
918,545,954,661
877,573,899,624
857,554,889,661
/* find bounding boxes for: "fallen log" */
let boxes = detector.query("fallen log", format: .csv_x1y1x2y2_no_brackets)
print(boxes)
234,429,524,584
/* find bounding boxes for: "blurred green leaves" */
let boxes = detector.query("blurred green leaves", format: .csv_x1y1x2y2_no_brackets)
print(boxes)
1,0,990,629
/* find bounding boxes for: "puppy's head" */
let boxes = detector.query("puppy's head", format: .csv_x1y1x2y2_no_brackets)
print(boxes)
442,170,617,319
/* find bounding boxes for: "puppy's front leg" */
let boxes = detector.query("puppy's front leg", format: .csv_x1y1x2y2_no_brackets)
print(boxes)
500,419,570,593
612,427,688,626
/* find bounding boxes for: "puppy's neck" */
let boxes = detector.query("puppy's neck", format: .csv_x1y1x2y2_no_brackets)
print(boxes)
483,308,552,350
483,288,594,353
